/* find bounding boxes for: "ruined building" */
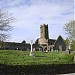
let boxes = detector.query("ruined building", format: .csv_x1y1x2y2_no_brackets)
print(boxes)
35,24,66,51
0,24,66,51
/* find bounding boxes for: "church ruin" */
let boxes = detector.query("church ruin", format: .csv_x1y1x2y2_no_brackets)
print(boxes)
35,24,66,51
0,24,66,51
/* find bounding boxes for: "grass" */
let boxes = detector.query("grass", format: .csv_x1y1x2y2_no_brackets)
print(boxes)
0,50,74,65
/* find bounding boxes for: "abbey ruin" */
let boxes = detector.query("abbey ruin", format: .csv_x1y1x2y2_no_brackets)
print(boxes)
0,24,66,51
35,24,66,51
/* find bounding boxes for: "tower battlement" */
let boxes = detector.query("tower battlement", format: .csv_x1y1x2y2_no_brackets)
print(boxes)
40,24,49,39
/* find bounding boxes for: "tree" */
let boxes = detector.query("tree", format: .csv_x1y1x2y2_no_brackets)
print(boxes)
64,20,75,41
0,9,13,41
0,9,13,49
22,40,26,44
70,40,75,50
65,37,69,49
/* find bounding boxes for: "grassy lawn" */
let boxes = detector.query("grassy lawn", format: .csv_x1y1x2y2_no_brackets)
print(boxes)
0,50,74,65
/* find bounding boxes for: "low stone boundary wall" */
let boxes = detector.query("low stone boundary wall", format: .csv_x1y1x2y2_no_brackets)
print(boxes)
0,64,75,75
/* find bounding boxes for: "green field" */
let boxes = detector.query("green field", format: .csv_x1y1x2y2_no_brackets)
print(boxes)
0,50,74,65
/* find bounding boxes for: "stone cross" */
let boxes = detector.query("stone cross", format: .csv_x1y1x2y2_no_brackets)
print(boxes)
31,40,33,52
29,40,34,56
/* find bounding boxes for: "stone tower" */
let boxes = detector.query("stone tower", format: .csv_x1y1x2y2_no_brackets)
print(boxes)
40,24,49,39
37,24,49,45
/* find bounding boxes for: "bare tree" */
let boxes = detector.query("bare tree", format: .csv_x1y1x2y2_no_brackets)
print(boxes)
0,9,13,42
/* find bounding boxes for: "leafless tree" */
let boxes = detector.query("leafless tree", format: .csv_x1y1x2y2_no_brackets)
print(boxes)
0,9,13,42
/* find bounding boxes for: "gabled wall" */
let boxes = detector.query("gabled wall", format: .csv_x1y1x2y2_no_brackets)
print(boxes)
54,35,66,51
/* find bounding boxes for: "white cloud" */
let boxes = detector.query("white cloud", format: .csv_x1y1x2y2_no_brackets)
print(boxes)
0,0,74,43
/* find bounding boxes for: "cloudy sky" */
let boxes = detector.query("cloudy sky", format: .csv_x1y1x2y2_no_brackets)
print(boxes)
0,0,74,43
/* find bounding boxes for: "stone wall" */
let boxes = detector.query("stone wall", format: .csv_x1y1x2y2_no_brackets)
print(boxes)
54,35,66,51
40,24,49,39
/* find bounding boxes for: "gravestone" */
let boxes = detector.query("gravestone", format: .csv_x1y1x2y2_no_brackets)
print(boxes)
65,50,70,54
